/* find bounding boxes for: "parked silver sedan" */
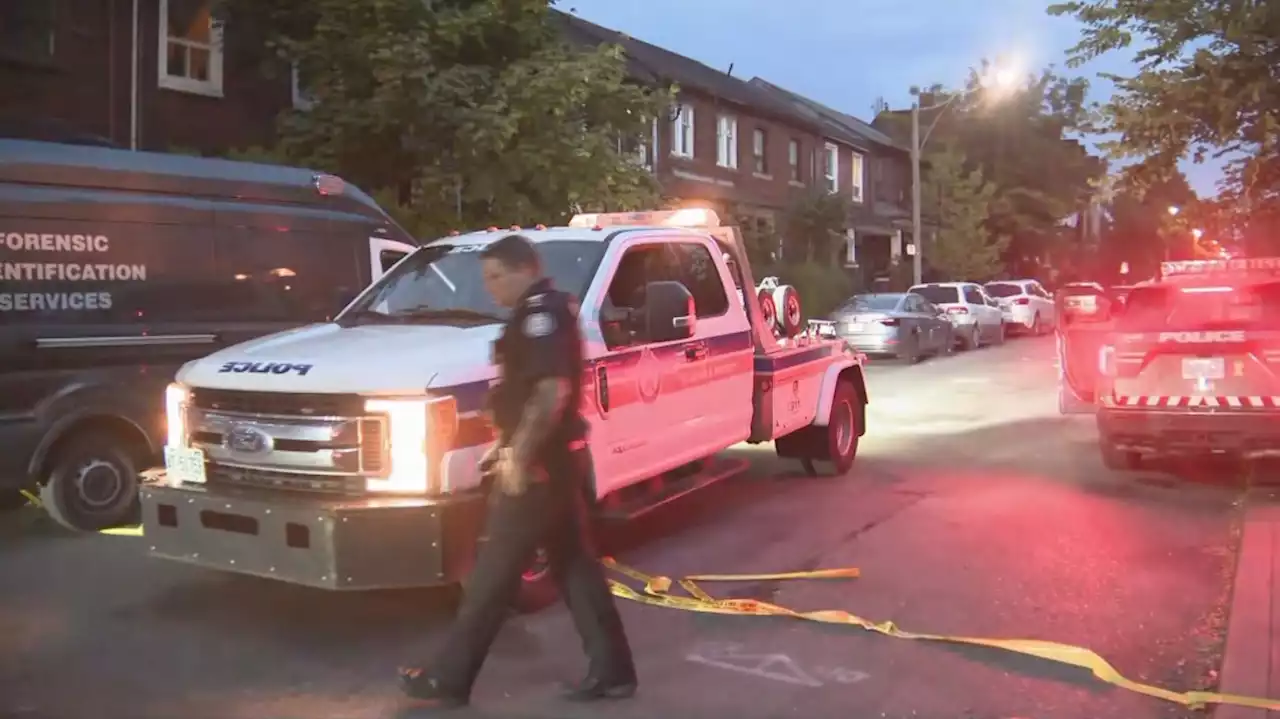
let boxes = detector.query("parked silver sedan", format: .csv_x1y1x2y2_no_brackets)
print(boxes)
829,292,955,362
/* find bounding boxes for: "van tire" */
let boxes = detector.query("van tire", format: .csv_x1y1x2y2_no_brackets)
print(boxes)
963,326,980,351
39,431,141,532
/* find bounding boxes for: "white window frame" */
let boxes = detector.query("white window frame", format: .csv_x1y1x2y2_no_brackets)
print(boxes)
158,0,224,97
788,139,800,181
716,114,738,169
752,128,767,174
291,63,315,110
823,142,840,194
671,103,694,158
850,151,865,203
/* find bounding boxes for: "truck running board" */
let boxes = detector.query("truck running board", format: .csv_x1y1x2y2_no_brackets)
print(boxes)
596,457,750,522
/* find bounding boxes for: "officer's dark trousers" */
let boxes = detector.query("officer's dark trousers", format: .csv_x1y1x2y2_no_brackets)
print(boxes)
431,447,634,697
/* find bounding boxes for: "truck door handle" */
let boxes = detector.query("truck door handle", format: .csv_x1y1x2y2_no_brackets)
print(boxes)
596,366,610,413
684,344,707,361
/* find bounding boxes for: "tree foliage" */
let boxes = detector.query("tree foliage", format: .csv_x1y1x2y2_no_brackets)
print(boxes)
1098,170,1197,281
878,66,1108,277
780,189,853,264
1049,0,1277,229
919,145,1009,281
215,0,671,237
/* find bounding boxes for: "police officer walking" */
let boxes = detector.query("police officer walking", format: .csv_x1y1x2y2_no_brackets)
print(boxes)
398,234,636,712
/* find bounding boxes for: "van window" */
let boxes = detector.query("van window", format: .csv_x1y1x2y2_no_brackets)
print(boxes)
985,283,1023,298
214,231,363,323
379,249,407,274
963,286,984,304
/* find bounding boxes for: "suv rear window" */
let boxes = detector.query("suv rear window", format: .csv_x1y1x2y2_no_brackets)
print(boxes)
984,283,1023,298
1119,282,1280,331
911,285,960,304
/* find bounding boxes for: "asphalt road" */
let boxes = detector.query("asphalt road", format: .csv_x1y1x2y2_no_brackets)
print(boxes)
0,335,1245,719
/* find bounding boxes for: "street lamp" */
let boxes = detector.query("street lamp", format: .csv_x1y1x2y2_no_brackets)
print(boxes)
910,65,1019,286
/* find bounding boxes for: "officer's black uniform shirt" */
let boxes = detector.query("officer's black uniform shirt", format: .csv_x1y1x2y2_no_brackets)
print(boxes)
489,278,587,462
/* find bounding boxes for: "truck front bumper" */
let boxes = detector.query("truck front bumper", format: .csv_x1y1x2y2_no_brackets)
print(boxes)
1098,408,1280,457
140,478,487,590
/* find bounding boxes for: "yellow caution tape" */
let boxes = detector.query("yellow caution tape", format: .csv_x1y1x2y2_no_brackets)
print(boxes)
90,524,1270,709
601,557,1276,711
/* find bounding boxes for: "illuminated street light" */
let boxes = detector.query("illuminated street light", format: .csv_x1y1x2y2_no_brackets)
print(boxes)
910,60,1020,285
1192,228,1204,239
1167,206,1180,216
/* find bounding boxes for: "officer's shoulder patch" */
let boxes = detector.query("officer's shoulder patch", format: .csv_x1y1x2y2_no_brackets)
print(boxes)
523,312,555,337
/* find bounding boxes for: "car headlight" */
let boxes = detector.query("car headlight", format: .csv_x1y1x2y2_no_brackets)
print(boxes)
165,383,188,448
364,396,458,493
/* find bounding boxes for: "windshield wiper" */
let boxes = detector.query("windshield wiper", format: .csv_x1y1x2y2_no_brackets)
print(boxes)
336,309,402,326
387,308,506,323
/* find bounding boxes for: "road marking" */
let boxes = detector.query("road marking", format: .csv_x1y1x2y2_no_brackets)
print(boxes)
684,642,867,688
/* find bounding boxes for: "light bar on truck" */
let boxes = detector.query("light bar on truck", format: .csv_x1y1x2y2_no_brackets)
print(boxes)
1159,257,1280,280
569,208,722,229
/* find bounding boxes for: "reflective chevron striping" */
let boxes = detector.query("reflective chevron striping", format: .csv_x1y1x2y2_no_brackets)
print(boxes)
1110,395,1280,408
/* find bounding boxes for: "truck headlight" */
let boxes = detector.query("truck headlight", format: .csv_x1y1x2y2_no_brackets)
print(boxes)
165,383,188,448
364,396,458,493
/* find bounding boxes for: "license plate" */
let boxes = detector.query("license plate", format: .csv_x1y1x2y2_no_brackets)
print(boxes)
1182,357,1225,380
164,446,207,484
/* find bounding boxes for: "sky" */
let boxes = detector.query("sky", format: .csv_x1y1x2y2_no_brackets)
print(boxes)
560,0,1224,199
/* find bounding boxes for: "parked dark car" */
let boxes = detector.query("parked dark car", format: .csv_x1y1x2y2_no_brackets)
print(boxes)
829,292,954,362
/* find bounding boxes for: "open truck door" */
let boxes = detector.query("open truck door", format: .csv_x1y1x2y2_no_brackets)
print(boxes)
1055,289,1116,414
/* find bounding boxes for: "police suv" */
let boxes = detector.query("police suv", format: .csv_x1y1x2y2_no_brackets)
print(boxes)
1060,258,1280,469
143,209,868,607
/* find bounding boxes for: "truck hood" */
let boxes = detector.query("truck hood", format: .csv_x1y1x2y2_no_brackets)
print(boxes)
177,322,501,395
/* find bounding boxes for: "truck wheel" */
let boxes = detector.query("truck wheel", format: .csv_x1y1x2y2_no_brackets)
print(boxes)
0,489,31,512
773,285,802,337
825,381,862,475
1100,438,1140,471
758,291,778,332
39,431,141,532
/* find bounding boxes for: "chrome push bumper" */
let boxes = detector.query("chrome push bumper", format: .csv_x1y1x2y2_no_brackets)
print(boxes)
140,477,487,590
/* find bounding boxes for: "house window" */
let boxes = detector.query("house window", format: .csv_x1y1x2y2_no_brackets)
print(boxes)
752,129,768,175
788,139,800,182
716,114,738,169
0,1,56,65
823,142,839,194
671,104,694,158
851,151,865,203
291,63,315,110
158,0,223,97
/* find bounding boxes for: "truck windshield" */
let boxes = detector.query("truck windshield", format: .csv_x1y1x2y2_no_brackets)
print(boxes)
341,240,605,324
1118,282,1280,331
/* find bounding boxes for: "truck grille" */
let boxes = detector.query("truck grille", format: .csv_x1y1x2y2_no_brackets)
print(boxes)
187,389,387,495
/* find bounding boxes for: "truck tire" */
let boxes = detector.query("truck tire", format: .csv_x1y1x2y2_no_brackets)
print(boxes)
39,430,142,532
772,285,803,337
776,380,862,477
758,290,778,332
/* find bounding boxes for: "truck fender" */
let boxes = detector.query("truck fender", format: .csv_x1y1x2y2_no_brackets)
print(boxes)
812,360,866,427
27,406,156,481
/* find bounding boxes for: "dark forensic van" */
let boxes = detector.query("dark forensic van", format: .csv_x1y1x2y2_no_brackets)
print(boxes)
0,139,419,530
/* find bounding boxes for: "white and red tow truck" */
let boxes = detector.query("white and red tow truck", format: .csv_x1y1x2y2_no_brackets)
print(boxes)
1058,257,1280,469
142,208,869,608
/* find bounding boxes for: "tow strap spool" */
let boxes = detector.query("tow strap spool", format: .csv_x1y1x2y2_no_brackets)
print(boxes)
86,517,1278,711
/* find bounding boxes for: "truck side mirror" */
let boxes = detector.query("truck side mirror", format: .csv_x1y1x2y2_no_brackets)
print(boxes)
639,280,695,342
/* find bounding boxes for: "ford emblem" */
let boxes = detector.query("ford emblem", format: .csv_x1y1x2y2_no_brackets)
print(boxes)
226,425,273,455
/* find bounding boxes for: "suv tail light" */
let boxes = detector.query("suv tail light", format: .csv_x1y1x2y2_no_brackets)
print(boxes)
880,318,900,327
947,307,968,315
1098,345,1116,376
1015,297,1031,305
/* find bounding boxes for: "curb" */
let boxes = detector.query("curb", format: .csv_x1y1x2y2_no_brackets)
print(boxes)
1215,501,1278,719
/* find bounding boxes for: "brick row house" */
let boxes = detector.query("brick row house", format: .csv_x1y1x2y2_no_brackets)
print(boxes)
3,2,915,284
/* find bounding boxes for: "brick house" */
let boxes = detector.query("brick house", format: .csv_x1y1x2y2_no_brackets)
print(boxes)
0,0,302,153
556,12,830,261
749,78,916,287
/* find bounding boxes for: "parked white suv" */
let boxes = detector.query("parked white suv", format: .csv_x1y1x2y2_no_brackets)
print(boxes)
908,282,1004,350
984,279,1056,335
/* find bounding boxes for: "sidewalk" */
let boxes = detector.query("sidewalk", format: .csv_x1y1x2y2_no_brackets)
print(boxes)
1217,492,1280,719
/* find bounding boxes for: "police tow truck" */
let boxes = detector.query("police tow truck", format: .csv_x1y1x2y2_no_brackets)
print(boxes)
1058,257,1280,469
142,208,868,607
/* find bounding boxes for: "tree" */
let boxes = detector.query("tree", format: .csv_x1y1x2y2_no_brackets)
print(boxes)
877,67,1108,277
780,189,851,264
1048,0,1278,241
919,145,1008,281
215,0,671,236
1100,170,1197,281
